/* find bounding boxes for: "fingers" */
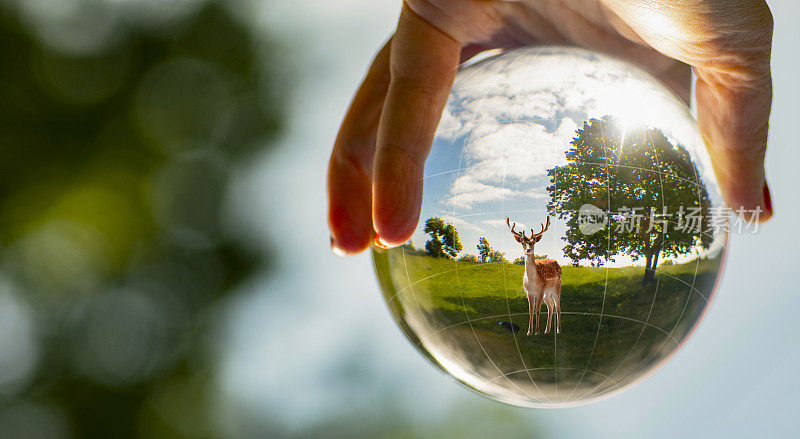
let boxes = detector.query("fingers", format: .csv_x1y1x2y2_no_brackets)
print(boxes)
691,2,774,222
602,0,774,222
372,5,461,246
695,67,773,222
328,39,392,255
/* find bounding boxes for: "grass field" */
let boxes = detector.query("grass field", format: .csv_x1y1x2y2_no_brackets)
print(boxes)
373,248,722,406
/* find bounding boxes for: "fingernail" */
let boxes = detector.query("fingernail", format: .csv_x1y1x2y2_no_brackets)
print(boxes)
762,182,772,219
373,232,390,249
330,236,347,257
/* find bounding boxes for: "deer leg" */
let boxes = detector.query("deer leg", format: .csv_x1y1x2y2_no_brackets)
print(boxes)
544,295,553,334
534,295,542,335
555,301,561,334
555,284,562,334
526,295,534,336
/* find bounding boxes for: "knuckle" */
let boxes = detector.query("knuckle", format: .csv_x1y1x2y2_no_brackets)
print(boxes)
692,4,774,77
331,144,371,179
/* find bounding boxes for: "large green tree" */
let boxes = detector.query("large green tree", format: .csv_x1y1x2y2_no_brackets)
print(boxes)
424,217,462,258
547,117,712,282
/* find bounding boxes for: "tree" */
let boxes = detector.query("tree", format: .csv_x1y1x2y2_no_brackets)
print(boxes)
488,250,508,263
477,237,492,263
546,116,712,282
477,237,508,263
458,254,479,263
424,217,462,258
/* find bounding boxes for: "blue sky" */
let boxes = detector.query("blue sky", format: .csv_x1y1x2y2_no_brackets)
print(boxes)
411,48,724,266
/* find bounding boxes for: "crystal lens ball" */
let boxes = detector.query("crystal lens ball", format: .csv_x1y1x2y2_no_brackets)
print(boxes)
372,47,727,407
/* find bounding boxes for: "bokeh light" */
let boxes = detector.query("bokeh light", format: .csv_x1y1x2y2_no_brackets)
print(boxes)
0,0,286,435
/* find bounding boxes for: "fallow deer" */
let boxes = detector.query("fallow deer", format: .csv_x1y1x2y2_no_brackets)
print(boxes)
507,216,563,335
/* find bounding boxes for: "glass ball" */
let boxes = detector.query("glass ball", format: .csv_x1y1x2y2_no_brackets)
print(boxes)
372,46,727,407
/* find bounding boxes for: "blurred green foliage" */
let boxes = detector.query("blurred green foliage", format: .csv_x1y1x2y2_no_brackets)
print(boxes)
0,1,286,437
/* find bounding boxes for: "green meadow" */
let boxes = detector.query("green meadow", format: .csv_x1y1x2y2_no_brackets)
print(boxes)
373,249,721,403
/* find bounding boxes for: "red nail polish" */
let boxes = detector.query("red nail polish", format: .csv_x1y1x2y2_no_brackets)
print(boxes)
763,182,772,216
374,232,390,249
330,236,347,257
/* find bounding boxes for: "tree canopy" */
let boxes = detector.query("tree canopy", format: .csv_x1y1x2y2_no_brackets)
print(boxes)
487,250,508,263
424,217,463,258
477,237,492,262
546,116,712,281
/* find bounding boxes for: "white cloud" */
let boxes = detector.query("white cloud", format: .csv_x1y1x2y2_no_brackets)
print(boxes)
481,218,528,232
439,215,484,233
443,174,543,210
466,119,577,182
438,118,575,211
433,47,720,214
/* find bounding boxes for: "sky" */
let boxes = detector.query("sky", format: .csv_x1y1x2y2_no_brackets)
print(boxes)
218,1,800,437
411,47,723,266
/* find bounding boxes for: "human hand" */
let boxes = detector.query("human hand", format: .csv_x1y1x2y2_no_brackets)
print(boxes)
328,0,773,255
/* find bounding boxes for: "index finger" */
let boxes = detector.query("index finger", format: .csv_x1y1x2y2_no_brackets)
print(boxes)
372,4,461,247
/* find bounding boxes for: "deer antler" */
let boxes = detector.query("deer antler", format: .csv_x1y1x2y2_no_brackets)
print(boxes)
507,217,524,239
532,216,551,238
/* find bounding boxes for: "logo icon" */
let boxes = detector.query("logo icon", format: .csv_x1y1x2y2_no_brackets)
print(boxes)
578,204,607,235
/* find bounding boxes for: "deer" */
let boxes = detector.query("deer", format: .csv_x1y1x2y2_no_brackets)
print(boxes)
507,216,563,335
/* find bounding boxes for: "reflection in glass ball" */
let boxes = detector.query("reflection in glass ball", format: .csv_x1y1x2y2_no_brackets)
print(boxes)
373,47,727,407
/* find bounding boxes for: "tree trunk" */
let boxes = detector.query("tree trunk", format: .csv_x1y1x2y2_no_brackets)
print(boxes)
643,250,654,283
643,248,661,283
642,233,662,283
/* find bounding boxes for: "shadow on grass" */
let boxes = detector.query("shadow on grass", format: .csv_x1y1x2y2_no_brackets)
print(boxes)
373,250,720,405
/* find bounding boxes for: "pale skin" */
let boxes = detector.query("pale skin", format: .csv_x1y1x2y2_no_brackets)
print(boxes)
328,0,774,255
